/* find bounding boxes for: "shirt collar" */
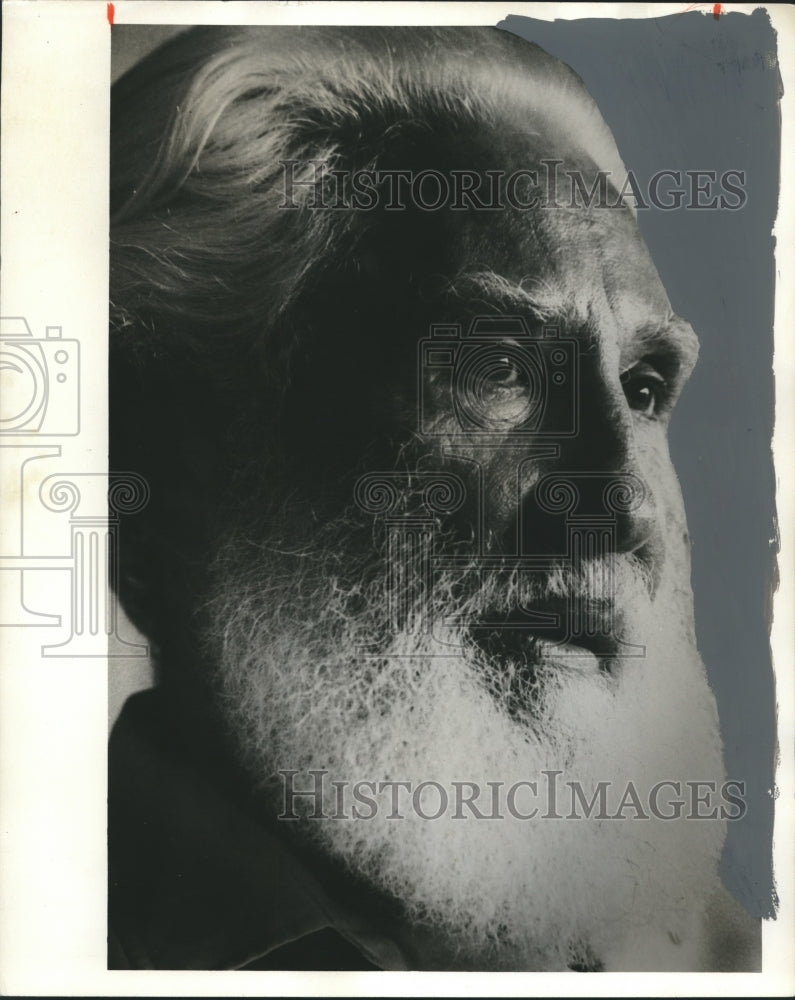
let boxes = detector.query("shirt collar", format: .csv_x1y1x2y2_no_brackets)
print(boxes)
109,689,409,970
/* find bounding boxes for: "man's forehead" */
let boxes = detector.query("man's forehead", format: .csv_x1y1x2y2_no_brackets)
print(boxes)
429,193,686,352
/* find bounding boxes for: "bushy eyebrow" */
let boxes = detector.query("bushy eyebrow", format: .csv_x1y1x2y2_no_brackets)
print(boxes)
632,316,700,377
447,270,700,370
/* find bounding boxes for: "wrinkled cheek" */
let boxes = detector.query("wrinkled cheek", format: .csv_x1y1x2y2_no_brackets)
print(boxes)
638,436,687,546
659,465,692,568
648,459,699,641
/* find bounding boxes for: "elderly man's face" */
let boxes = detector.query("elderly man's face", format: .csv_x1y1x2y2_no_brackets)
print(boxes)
262,164,700,676
206,156,724,969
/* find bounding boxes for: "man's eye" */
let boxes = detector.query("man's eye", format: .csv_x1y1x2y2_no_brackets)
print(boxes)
484,357,527,389
620,365,668,417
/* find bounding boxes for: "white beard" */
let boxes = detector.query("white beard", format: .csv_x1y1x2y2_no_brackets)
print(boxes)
206,522,727,970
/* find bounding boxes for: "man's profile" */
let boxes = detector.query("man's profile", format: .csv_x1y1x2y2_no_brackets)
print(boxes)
108,25,761,971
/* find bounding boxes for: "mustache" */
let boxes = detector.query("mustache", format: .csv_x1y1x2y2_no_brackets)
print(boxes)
200,488,657,681
221,485,655,589
208,504,655,658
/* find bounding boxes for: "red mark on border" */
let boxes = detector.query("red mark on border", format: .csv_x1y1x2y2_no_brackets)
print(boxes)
680,1,725,14
107,3,115,26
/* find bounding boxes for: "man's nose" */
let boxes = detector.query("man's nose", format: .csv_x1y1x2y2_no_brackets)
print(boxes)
517,358,661,562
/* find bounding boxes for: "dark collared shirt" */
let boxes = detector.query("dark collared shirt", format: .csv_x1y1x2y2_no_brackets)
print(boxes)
108,690,408,970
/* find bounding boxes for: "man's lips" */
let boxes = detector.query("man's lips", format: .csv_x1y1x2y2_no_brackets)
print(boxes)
468,599,618,672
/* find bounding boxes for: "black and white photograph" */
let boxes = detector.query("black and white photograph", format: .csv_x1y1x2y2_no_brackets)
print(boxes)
1,1,793,994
